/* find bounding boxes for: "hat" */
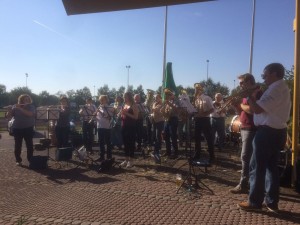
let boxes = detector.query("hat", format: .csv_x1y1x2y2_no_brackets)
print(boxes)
146,89,155,94
194,83,203,91
164,88,174,96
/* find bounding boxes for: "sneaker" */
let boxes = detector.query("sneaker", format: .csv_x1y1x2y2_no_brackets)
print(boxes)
16,162,22,166
126,161,132,168
229,185,248,194
119,160,127,167
262,203,279,213
238,201,262,212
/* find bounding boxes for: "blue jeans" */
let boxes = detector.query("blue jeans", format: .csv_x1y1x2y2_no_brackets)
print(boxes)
248,126,286,208
239,129,256,188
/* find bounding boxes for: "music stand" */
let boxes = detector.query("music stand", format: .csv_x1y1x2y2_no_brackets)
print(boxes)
176,117,213,196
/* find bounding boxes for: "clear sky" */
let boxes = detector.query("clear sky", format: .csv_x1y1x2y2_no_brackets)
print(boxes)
0,0,295,95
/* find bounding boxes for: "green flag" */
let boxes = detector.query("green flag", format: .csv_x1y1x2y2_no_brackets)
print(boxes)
163,62,178,100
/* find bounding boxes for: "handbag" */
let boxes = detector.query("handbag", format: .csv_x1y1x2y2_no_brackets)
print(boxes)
8,118,15,136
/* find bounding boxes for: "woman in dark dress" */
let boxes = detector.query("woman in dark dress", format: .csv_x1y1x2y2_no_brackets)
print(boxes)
119,92,138,168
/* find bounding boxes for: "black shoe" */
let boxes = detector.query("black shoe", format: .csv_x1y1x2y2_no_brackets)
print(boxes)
96,157,104,162
208,156,215,164
162,152,170,157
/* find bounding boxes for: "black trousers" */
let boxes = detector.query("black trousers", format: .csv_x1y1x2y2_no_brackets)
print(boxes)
82,121,94,152
194,117,215,159
164,116,178,155
13,126,34,163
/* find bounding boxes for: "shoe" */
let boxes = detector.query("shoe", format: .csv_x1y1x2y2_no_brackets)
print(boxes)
208,156,215,164
119,160,127,167
229,185,248,194
96,157,104,162
16,162,22,166
126,161,132,168
154,154,161,164
262,203,279,213
238,201,262,212
161,152,170,157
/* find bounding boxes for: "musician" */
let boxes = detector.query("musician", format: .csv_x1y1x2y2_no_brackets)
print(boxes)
193,83,215,163
161,88,179,158
230,73,263,194
6,94,36,166
150,93,164,163
178,90,197,146
55,96,71,148
134,94,147,152
145,89,155,148
111,95,124,150
210,93,226,151
119,92,139,168
239,63,291,212
79,97,97,154
95,95,115,161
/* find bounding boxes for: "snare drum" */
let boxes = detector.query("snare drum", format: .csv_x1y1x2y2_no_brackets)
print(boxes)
230,115,241,133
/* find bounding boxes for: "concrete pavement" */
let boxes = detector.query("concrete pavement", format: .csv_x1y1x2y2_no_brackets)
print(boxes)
0,132,299,225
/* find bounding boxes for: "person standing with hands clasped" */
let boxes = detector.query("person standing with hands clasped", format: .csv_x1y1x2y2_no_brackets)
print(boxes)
119,92,139,168
238,63,291,213
6,94,36,166
230,73,262,194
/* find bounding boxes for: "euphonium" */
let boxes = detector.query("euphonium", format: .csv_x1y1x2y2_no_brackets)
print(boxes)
161,101,171,120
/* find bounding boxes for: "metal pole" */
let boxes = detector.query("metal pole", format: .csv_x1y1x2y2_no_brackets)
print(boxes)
126,65,131,90
292,0,300,181
206,59,209,81
249,0,256,74
162,5,168,94
25,73,28,88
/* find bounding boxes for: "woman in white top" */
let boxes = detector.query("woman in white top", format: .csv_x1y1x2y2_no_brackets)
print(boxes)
95,95,115,161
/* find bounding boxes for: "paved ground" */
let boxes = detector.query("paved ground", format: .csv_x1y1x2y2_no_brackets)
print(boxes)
0,131,299,225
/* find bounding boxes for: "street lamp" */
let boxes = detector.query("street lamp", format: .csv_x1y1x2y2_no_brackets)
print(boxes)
206,60,209,81
126,65,131,90
93,85,96,101
234,79,236,89
25,73,28,88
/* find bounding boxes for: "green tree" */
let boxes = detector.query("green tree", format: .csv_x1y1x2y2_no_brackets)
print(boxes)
0,84,6,94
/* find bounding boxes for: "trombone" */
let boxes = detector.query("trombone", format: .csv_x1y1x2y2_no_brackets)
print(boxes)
216,85,260,113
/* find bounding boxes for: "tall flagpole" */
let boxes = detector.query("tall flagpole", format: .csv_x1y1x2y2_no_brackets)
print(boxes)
249,0,256,74
162,5,168,94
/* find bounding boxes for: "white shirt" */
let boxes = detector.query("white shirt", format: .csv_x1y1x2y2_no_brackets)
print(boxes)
194,94,214,118
210,100,226,118
96,105,114,129
254,79,291,129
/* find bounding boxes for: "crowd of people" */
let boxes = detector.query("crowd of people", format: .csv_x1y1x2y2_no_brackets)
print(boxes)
5,62,291,213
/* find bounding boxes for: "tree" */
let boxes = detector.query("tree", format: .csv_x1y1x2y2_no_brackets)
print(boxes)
0,84,6,94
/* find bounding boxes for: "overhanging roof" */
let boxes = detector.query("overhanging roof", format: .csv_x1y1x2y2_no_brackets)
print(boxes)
62,0,213,15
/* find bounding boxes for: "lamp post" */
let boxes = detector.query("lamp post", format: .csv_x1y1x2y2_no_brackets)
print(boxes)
234,79,236,89
249,0,256,74
25,73,28,88
126,65,131,90
93,85,95,101
206,60,209,81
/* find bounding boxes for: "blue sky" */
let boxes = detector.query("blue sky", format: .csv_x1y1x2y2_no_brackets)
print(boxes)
0,0,295,95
